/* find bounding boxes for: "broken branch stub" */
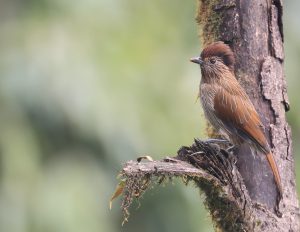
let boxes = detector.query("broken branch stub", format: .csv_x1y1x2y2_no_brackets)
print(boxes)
119,139,253,231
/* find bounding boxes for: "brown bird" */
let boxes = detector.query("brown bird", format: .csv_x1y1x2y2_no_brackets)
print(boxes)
190,41,282,198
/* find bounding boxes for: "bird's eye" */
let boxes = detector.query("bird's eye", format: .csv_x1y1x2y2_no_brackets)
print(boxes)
209,58,216,64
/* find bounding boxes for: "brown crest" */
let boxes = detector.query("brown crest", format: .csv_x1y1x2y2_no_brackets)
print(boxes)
201,41,235,70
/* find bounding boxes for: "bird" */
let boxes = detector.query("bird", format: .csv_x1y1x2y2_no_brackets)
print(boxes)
190,41,282,198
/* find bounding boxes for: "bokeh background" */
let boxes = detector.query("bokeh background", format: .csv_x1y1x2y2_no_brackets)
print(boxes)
0,1,299,232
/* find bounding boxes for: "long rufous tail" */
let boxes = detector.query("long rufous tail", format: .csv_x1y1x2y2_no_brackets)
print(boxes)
266,152,283,198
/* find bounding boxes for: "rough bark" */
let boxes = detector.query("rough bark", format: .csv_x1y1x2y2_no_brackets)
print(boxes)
115,0,300,231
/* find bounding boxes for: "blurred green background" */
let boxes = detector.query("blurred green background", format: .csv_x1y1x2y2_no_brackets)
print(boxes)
0,1,299,232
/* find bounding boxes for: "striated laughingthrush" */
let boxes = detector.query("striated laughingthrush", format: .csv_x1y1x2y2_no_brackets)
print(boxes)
190,41,282,198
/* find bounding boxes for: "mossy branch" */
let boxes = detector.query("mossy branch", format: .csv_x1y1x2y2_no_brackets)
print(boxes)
119,139,254,231
113,140,297,232
115,139,295,231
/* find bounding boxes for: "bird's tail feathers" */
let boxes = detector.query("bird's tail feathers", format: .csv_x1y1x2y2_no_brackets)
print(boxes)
266,152,283,199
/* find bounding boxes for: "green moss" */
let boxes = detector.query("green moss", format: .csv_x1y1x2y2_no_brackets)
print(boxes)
196,0,223,45
256,220,262,226
120,168,251,231
195,178,250,232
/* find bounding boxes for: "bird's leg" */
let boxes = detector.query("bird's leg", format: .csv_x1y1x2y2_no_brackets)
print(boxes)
203,138,234,153
226,145,236,153
203,138,231,144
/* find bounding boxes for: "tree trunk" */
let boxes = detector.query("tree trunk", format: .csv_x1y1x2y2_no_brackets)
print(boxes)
197,0,299,224
115,0,300,231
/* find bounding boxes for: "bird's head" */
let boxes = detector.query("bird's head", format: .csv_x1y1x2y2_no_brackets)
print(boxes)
190,41,235,80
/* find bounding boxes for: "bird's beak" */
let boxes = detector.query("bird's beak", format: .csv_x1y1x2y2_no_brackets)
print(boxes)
190,56,203,65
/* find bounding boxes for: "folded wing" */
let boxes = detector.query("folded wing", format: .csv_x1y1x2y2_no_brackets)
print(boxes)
213,87,269,153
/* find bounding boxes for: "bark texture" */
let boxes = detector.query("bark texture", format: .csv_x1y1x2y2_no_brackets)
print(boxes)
115,0,300,231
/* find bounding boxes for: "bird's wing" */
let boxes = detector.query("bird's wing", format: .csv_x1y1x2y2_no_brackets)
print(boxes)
213,88,269,152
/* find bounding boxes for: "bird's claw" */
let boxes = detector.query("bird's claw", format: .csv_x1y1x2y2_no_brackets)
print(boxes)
203,138,231,144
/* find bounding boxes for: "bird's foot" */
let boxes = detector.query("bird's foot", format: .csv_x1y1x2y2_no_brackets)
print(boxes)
203,138,231,144
226,145,237,153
